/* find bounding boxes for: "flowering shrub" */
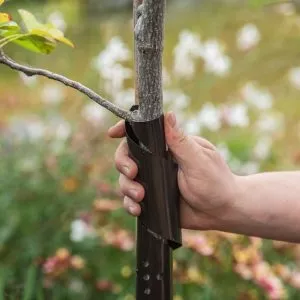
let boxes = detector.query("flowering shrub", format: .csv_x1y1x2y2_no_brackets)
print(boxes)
1,1,300,299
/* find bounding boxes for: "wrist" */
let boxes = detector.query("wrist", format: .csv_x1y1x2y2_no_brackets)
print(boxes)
212,174,250,233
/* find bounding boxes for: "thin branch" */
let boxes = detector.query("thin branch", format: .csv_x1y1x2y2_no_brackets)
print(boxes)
0,49,133,121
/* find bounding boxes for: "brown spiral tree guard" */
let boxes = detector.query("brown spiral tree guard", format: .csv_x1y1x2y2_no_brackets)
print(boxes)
126,106,182,300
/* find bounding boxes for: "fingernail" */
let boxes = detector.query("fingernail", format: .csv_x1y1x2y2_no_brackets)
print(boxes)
109,121,122,131
115,120,124,128
129,205,136,215
167,111,177,128
129,189,139,199
122,165,130,175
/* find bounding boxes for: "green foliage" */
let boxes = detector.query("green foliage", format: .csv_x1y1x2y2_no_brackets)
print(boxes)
23,265,37,300
248,0,276,7
0,1,73,54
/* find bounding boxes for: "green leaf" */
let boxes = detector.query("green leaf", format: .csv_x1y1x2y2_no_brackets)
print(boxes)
13,34,56,54
32,26,74,47
0,33,24,48
23,265,37,300
18,9,74,48
18,9,41,32
0,21,20,33
0,9,73,53
0,30,56,54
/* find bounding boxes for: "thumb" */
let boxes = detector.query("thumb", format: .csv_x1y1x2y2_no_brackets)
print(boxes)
165,112,199,167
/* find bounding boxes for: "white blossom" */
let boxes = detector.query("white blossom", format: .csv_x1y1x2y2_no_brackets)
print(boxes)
237,23,261,51
288,67,300,89
197,103,222,131
204,55,231,76
163,89,190,111
94,37,131,70
41,84,64,105
225,103,249,127
19,72,37,87
103,64,132,95
114,88,134,109
70,219,95,243
48,11,67,32
173,30,204,78
241,82,273,110
201,39,232,76
183,117,202,135
81,102,108,125
8,117,47,141
253,136,272,160
173,31,231,78
25,120,46,141
256,112,284,133
92,37,132,96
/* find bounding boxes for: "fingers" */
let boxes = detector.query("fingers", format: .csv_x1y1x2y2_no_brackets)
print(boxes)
111,122,143,217
108,120,125,138
119,174,145,202
114,139,138,179
119,172,144,217
124,196,141,216
164,112,202,168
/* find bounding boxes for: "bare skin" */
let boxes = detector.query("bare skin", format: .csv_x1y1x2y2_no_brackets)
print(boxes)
108,112,300,243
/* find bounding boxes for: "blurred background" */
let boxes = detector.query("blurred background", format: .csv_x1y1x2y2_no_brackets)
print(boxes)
1,0,300,299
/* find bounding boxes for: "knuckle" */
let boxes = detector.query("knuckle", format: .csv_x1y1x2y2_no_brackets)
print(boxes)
114,151,123,170
123,196,129,207
118,176,132,196
114,141,130,173
178,132,187,144
123,196,133,213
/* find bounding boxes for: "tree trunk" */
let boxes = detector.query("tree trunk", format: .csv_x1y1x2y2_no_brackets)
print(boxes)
134,0,164,120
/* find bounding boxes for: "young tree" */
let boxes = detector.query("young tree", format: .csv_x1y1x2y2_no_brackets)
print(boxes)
0,0,181,299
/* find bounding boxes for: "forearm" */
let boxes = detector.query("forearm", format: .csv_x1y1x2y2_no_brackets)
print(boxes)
217,171,300,242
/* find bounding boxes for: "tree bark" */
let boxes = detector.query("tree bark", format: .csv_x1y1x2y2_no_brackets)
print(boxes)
134,0,165,120
133,0,143,105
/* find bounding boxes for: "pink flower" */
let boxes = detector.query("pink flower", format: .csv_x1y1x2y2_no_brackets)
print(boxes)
252,262,285,299
183,231,214,256
43,257,58,274
102,229,135,251
257,276,285,300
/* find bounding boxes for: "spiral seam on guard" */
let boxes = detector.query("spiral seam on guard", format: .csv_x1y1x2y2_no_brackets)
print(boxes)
125,117,182,249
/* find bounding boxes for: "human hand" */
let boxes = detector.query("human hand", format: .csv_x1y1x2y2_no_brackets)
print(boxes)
108,112,239,231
